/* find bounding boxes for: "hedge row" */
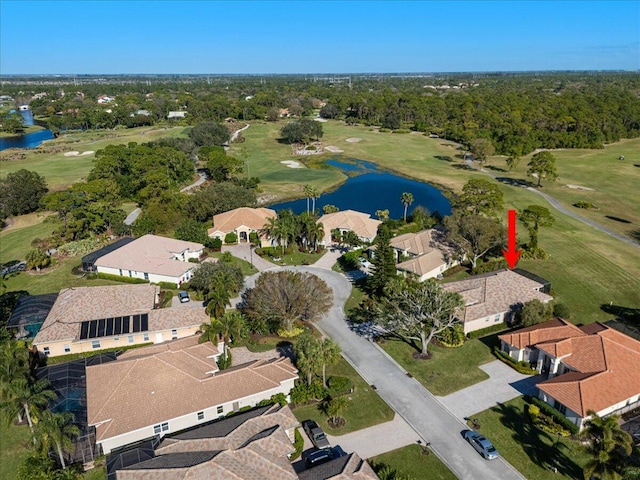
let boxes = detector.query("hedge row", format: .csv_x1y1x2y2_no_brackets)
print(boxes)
467,323,511,339
96,272,149,284
45,342,154,365
525,395,580,435
494,348,535,375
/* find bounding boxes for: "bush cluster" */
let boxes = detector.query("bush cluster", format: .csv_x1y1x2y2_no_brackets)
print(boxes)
494,348,535,375
290,379,329,405
471,258,508,275
327,376,353,396
573,201,598,210
96,272,148,284
338,251,361,271
526,395,579,435
392,129,412,134
156,281,178,290
520,247,550,260
438,325,465,347
378,128,391,133
290,428,304,460
467,323,510,339
224,232,238,244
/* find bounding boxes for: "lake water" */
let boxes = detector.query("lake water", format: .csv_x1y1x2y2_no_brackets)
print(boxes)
0,110,54,151
269,158,452,219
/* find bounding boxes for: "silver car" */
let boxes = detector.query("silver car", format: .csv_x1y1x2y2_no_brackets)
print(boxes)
464,430,499,460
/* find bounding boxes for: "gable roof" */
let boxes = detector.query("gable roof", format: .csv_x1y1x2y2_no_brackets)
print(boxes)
318,210,381,241
499,317,585,349
443,269,553,323
297,452,378,480
87,336,298,443
33,285,158,344
94,234,203,277
393,229,456,277
209,208,277,236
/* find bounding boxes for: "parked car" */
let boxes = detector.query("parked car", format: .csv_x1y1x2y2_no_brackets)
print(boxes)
358,257,372,269
305,446,346,468
178,291,190,303
463,430,499,460
302,419,330,449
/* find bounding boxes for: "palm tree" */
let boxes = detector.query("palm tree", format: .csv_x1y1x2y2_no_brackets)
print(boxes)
260,216,284,252
0,376,56,434
308,222,324,252
309,186,320,213
205,285,231,319
323,396,348,424
401,192,414,222
319,338,341,388
209,312,244,361
35,410,80,470
302,184,313,214
581,410,633,480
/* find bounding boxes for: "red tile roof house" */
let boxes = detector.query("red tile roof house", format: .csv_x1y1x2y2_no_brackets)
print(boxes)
32,284,215,357
86,336,299,455
391,229,460,282
442,269,553,334
94,234,204,286
208,207,277,248
317,210,381,247
499,319,640,430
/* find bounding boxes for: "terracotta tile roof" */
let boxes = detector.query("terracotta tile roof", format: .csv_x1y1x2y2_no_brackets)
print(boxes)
33,285,158,344
95,234,203,277
443,269,553,323
499,318,585,349
318,210,381,244
87,337,298,442
208,208,277,236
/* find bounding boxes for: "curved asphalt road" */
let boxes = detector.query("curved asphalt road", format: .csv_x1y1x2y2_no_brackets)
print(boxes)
241,266,525,480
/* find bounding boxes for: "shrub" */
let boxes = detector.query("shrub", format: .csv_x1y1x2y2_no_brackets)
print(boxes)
290,379,329,405
338,251,361,271
96,272,148,284
553,303,571,319
494,348,535,375
472,258,508,275
520,247,549,260
277,325,305,338
156,281,178,290
188,258,199,263
392,129,411,134
467,323,510,339
573,201,598,210
378,128,391,133
327,376,353,396
205,236,223,250
249,231,259,245
438,325,465,347
291,428,304,460
525,395,579,435
224,232,238,244
217,349,232,370
528,404,540,420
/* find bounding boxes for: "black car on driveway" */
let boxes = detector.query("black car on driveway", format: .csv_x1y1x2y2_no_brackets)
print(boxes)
302,419,330,449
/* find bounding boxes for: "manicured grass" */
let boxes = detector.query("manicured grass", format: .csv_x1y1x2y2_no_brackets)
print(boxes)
378,337,497,396
209,251,259,276
0,126,190,191
369,444,457,480
292,357,394,434
81,465,107,480
0,421,32,480
0,124,45,137
266,249,326,267
343,278,366,315
473,397,589,480
0,214,60,264
235,334,291,353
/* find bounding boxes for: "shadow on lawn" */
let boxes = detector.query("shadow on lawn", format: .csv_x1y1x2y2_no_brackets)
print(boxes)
491,402,583,478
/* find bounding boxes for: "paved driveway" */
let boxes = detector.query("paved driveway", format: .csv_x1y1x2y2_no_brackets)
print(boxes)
248,266,524,480
222,243,277,272
438,360,541,420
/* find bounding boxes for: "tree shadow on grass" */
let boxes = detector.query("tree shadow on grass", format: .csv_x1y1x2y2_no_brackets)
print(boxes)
486,165,507,173
496,177,535,188
434,155,454,162
452,164,475,171
491,402,584,478
628,229,640,243
605,215,632,224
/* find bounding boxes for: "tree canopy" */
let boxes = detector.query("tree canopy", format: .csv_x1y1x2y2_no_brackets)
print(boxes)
444,212,504,268
0,169,48,218
279,119,323,144
527,151,558,187
189,121,231,147
452,179,504,218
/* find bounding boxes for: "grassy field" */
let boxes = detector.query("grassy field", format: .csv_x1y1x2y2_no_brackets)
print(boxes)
0,212,59,264
0,421,32,480
379,337,498,396
292,357,394,435
0,124,45,137
0,126,190,191
473,397,589,480
483,138,640,240
369,444,457,480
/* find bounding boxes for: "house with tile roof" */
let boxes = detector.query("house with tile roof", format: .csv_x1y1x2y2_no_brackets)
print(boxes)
499,319,640,429
32,284,213,357
442,269,553,334
208,207,277,247
106,403,376,480
391,229,459,282
94,234,204,286
317,210,381,247
87,336,298,454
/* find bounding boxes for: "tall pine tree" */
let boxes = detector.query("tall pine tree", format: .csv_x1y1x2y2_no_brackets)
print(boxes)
367,224,397,297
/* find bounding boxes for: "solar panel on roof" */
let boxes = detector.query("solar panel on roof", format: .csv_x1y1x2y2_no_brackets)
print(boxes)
106,318,114,337
122,317,130,334
141,314,148,332
132,315,141,333
114,317,122,335
97,319,106,338
88,320,97,339
80,321,90,340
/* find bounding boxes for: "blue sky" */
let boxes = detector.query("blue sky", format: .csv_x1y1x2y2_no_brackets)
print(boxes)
1,1,638,74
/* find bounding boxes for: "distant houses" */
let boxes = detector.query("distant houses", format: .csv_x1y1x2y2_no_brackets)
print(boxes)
167,111,186,119
317,209,381,246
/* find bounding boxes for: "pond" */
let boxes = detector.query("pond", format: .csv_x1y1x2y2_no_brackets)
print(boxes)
0,110,54,151
269,158,451,219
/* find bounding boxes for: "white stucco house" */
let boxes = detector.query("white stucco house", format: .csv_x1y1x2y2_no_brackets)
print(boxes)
317,209,381,246
499,319,640,430
86,336,298,454
208,207,277,248
94,234,203,286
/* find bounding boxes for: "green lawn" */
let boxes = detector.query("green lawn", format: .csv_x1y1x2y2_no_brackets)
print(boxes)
292,357,394,434
379,337,497,396
0,214,60,264
473,397,589,480
209,251,259,276
0,126,190,191
369,444,457,480
0,421,32,480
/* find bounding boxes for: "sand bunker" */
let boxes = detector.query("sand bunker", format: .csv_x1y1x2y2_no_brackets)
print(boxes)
345,137,362,143
567,184,595,191
281,160,305,169
324,146,344,153
64,150,95,157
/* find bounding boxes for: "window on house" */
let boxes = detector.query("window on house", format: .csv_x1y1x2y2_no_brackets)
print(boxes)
128,335,134,344
553,400,567,415
143,333,149,342
494,313,501,322
128,270,132,277
114,336,119,341
217,406,223,414
153,424,162,434
172,329,178,339
119,269,123,276
43,347,50,355
161,422,169,432
153,422,170,434
63,345,70,353
144,272,149,280
197,411,204,421
91,340,101,349
485,316,490,322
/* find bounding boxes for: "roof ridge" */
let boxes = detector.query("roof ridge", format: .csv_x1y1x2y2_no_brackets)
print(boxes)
242,444,296,477
90,359,138,437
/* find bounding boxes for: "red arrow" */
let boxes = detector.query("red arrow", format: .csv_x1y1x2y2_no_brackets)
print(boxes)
502,209,521,269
